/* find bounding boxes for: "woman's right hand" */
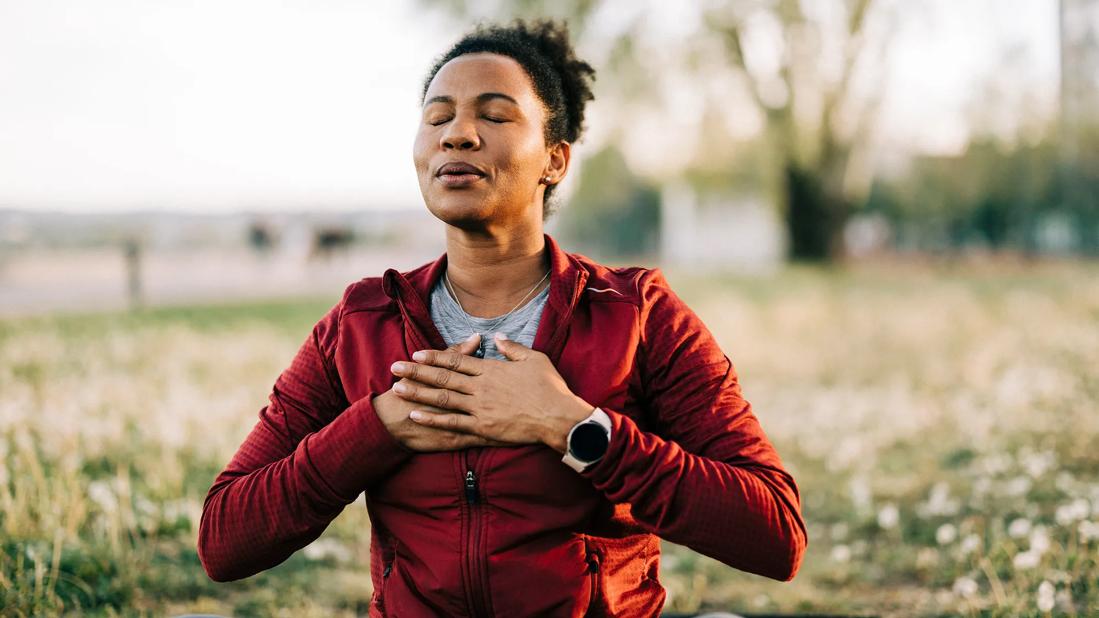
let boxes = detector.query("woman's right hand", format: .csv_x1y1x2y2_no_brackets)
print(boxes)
373,334,508,452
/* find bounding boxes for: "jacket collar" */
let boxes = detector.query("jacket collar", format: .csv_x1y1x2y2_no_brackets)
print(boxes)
381,232,590,362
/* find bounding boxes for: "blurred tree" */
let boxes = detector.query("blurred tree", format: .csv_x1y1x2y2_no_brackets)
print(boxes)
701,0,892,262
557,144,661,260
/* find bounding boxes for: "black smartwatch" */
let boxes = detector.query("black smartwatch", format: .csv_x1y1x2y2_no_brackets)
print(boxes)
562,408,612,472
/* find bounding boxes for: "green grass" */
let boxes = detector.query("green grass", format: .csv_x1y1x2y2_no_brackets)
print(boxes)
1,260,1097,616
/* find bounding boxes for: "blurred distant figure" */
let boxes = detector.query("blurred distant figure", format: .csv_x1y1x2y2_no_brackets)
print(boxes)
247,221,279,255
123,237,143,310
309,226,355,260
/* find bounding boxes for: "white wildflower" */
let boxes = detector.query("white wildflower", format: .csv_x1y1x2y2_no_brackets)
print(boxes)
1014,549,1041,570
1055,471,1075,493
1036,580,1055,612
830,544,851,563
877,503,899,530
936,523,957,545
303,538,353,563
1030,525,1051,554
960,534,981,555
1078,520,1099,542
1006,476,1032,497
88,480,116,513
952,576,978,598
924,482,959,516
1022,450,1055,478
1008,517,1032,538
849,477,872,513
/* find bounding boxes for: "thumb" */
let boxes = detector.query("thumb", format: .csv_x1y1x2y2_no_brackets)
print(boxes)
447,332,482,356
492,332,529,361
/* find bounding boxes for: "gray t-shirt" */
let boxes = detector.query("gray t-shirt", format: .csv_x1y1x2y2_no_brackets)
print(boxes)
429,273,550,360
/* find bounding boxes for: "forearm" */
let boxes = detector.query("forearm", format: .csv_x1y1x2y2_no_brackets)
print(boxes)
198,395,414,581
580,408,807,582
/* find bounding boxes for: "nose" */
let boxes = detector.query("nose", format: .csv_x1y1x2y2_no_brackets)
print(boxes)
441,113,480,150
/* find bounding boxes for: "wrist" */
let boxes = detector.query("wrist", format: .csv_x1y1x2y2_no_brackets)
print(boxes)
544,396,596,454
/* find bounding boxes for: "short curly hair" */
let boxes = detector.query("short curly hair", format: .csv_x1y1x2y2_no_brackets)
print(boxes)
421,18,596,220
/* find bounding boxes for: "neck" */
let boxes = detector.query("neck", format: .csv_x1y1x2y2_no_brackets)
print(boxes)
442,226,550,319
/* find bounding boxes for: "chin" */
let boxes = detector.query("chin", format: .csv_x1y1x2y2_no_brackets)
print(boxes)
426,195,495,227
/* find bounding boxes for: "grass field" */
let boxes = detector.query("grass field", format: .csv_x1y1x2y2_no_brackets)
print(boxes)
1,259,1097,617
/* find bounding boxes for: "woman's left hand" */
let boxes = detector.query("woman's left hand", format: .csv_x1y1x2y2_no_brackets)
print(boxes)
388,332,595,453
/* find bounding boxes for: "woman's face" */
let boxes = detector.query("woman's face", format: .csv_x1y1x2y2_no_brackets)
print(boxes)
413,52,566,229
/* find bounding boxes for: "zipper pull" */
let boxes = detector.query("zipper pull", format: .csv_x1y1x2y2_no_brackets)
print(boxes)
464,469,479,504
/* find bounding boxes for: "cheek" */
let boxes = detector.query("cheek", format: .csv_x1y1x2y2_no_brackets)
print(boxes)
498,136,547,181
412,131,432,175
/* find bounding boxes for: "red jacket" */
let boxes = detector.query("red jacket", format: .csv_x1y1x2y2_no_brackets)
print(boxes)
198,232,807,616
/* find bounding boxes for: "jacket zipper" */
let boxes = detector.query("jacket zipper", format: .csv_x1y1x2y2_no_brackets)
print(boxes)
463,451,491,617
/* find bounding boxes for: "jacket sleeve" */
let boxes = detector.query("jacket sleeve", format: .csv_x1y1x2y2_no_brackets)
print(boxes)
579,268,807,581
197,283,415,582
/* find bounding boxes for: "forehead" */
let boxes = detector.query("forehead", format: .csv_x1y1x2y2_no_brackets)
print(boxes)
424,53,540,108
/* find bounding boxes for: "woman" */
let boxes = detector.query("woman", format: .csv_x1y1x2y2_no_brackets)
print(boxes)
198,19,806,617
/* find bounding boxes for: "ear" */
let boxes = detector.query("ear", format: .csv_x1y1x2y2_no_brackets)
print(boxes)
542,140,571,186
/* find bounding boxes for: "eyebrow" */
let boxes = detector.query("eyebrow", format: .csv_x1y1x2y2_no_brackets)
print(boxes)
423,92,519,107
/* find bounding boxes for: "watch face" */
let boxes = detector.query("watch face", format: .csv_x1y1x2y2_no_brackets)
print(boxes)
569,422,609,462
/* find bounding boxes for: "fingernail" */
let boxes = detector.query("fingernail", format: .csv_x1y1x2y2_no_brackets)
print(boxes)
390,361,403,373
494,332,508,340
409,410,423,421
467,333,480,341
412,351,427,361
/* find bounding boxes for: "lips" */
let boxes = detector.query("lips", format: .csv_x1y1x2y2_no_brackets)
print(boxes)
436,161,486,177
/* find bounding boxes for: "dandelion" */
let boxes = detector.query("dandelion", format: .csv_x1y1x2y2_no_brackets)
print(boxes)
877,503,899,530
1053,498,1090,525
1078,520,1099,542
1014,549,1041,570
923,482,959,516
1036,580,1055,612
960,534,981,555
1006,476,1032,497
952,576,978,598
302,538,352,563
936,523,957,545
849,477,872,513
1022,450,1055,478
830,544,851,563
1030,525,1051,554
1008,517,1032,538
88,480,116,514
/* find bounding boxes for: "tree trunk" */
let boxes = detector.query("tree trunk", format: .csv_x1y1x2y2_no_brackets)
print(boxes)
783,163,848,262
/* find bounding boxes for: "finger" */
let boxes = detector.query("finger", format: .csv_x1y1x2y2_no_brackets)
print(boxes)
393,378,474,412
390,361,474,394
492,331,530,361
409,409,479,434
446,332,482,356
411,347,484,376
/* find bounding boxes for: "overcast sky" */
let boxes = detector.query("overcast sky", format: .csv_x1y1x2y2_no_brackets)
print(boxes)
0,0,1060,212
